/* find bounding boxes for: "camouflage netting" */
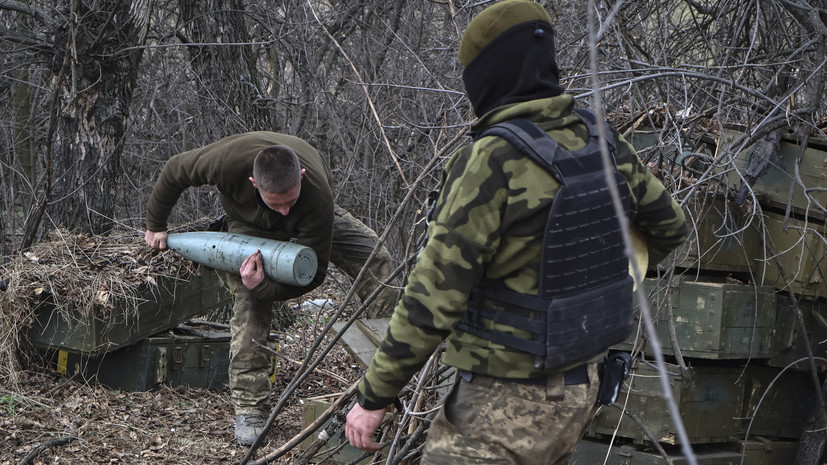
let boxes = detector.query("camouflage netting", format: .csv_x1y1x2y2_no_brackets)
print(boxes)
0,229,198,388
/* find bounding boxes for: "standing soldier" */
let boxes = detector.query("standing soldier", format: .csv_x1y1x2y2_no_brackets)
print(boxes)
345,1,688,463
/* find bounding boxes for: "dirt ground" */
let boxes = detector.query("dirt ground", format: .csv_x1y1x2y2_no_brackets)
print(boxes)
1,284,367,465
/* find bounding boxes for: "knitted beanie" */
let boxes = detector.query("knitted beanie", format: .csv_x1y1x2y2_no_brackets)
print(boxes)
458,0,552,67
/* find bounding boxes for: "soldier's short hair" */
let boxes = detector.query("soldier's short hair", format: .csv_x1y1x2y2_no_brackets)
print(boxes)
253,145,302,193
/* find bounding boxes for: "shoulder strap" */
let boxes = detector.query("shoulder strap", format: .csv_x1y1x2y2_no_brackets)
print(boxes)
477,109,617,175
573,108,617,156
477,118,561,174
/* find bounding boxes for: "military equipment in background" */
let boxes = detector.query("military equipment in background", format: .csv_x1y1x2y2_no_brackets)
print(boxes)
27,268,231,356
23,230,292,391
28,230,318,393
49,321,278,391
573,125,826,464
166,231,318,287
27,262,252,391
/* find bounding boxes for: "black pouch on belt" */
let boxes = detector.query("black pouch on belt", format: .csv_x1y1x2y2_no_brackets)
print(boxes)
596,352,633,406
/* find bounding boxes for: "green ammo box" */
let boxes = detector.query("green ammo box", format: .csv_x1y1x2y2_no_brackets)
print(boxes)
52,322,278,391
721,128,827,223
627,126,827,222
299,398,370,465
674,195,827,299
588,361,744,445
767,294,827,370
299,396,389,465
573,437,800,465
740,364,817,440
27,268,231,357
619,277,777,360
588,359,818,447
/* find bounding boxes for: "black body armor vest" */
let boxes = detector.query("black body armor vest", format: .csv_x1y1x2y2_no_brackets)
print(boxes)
455,109,635,371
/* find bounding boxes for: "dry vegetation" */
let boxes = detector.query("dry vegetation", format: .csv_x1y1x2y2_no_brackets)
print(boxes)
1,342,361,465
0,230,199,386
1,0,826,464
0,231,367,465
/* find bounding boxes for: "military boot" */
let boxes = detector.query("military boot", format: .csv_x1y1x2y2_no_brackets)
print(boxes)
234,413,267,446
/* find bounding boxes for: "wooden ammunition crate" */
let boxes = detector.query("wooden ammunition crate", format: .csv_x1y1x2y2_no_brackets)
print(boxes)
587,362,744,445
627,127,827,222
50,322,278,391
740,364,817,440
721,128,827,222
767,294,827,369
573,437,799,465
299,398,388,465
619,277,777,360
26,268,231,356
675,194,826,299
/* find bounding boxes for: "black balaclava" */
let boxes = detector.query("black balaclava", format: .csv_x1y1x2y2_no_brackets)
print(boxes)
463,21,565,118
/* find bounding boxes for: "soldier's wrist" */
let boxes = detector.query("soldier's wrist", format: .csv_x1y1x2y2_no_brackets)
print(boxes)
356,391,390,411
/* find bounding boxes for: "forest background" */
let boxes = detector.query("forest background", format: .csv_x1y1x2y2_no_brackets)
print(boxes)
0,0,825,463
1,0,824,260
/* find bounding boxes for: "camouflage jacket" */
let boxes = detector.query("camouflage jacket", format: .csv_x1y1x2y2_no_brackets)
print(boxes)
144,131,335,301
357,94,688,410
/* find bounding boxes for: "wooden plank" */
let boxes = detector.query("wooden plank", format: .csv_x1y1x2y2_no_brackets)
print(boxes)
331,318,390,369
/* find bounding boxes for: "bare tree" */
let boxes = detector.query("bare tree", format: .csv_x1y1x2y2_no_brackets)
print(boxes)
2,0,823,250
177,0,274,136
0,0,826,463
0,1,152,242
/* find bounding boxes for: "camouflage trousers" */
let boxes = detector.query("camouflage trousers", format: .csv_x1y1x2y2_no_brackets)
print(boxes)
226,206,400,414
422,363,599,465
226,272,274,415
331,205,401,318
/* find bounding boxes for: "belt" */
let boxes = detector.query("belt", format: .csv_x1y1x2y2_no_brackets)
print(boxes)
458,363,589,387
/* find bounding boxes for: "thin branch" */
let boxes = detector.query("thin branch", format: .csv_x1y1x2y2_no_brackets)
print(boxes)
0,0,55,28
16,435,77,465
306,0,410,188
247,381,359,465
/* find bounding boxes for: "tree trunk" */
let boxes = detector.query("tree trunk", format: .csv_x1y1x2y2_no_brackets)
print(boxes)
178,0,273,136
45,0,152,235
12,67,35,185
795,374,827,465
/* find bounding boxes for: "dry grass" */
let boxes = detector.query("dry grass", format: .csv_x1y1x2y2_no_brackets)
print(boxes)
0,333,362,465
0,230,368,464
0,230,198,389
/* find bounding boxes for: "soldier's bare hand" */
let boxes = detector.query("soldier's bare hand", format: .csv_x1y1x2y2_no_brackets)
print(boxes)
145,230,168,250
345,403,385,452
240,249,265,289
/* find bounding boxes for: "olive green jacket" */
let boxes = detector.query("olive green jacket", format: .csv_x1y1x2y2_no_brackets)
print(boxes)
144,131,334,301
357,94,688,409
